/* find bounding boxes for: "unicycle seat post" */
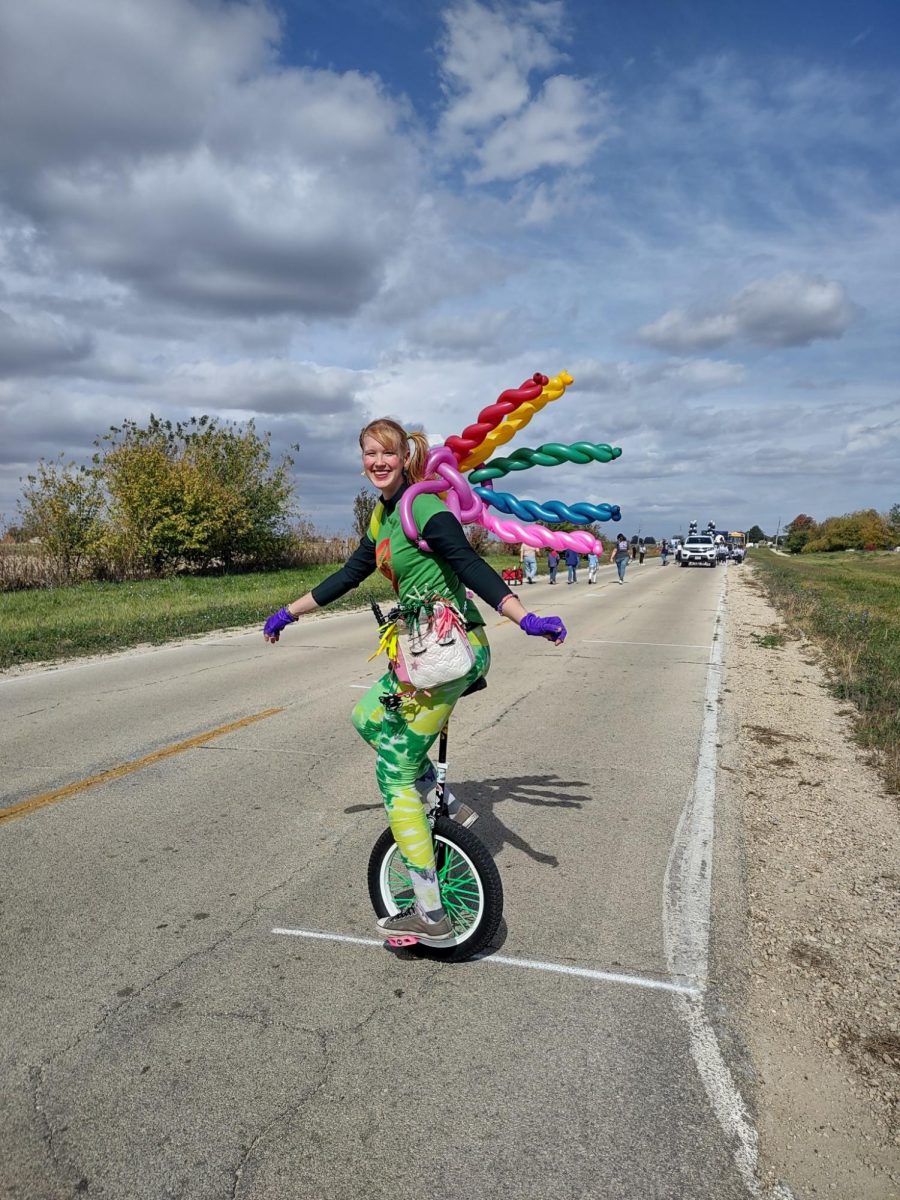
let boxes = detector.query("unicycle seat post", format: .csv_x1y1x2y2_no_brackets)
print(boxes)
433,721,450,815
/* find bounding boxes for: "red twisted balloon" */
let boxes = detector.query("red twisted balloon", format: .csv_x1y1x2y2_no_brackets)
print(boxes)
444,373,548,463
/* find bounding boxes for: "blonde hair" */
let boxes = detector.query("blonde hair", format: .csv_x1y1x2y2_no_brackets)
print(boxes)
359,418,430,483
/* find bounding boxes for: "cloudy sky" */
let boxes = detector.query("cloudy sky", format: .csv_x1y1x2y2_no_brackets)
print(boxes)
1,0,898,539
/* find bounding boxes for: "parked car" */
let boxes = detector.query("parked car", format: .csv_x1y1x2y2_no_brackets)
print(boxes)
679,534,717,568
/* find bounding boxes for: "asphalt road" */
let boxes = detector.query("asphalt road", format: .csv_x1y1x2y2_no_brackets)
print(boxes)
1,559,755,1200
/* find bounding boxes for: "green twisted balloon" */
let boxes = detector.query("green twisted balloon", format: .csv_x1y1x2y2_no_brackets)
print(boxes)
468,441,622,483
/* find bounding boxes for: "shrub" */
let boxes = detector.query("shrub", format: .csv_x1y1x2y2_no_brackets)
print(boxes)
94,415,295,574
16,456,104,583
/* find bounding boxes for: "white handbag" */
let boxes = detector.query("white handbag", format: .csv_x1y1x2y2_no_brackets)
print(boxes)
393,601,475,689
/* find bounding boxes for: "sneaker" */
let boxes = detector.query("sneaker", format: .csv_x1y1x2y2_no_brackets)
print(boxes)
618,578,623,584
449,800,478,828
377,909,454,942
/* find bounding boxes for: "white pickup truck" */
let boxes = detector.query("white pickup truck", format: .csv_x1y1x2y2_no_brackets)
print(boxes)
679,534,717,568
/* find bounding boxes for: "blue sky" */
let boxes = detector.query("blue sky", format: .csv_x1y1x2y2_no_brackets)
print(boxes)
1,0,898,539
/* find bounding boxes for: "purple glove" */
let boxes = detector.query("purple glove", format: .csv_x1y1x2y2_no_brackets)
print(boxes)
263,606,297,642
520,613,567,645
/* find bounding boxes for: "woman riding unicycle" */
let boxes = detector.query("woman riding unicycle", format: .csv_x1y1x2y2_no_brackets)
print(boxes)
262,418,566,950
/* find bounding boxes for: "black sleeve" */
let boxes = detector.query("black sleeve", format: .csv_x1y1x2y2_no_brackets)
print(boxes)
422,511,514,612
310,535,377,607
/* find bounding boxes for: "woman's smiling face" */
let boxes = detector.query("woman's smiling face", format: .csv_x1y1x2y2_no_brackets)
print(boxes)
361,433,407,499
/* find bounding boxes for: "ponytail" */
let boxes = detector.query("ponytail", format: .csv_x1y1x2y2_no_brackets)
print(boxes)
405,430,430,483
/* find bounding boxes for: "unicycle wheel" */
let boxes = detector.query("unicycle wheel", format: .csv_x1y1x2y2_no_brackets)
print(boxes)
368,816,503,962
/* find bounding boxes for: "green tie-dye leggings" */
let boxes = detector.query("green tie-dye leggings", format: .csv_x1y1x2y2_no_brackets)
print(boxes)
351,626,490,917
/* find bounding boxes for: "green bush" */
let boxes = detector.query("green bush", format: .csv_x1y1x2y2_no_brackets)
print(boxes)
95,415,295,574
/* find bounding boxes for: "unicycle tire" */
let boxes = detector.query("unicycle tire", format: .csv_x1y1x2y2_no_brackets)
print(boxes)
368,816,503,963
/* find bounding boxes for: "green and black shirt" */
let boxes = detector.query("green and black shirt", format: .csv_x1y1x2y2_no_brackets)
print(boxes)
311,483,513,625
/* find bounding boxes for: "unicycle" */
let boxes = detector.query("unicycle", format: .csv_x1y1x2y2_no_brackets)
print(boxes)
366,604,504,963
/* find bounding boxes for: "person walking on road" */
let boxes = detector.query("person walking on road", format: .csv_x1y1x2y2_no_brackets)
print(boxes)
611,533,629,583
587,551,599,584
547,548,560,584
638,539,646,564
520,541,538,585
564,548,580,584
659,539,670,566
631,539,638,561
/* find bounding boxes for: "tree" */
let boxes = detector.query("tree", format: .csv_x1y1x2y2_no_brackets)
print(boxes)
352,488,377,540
94,415,295,574
746,524,767,543
887,503,900,538
784,513,815,555
464,523,491,555
804,509,893,553
17,456,104,580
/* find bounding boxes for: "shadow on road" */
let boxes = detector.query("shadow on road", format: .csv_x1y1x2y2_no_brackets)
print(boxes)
453,773,588,867
344,773,588,868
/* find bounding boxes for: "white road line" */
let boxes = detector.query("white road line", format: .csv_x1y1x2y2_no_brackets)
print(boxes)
271,927,700,996
661,572,796,1200
273,928,382,948
584,639,710,649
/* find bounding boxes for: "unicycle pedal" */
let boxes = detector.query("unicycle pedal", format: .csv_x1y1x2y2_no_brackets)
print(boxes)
385,935,419,948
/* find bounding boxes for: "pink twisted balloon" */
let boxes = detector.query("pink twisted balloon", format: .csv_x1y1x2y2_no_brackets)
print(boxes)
399,447,481,549
479,508,601,554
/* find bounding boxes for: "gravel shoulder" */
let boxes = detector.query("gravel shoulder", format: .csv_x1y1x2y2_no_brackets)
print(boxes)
720,566,899,1198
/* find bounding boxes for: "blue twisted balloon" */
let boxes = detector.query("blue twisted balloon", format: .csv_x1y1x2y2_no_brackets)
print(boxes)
473,487,621,524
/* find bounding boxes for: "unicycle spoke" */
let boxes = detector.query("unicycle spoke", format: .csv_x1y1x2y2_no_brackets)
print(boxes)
437,848,481,933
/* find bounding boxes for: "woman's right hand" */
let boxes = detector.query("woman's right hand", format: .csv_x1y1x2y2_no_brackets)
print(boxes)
263,607,298,643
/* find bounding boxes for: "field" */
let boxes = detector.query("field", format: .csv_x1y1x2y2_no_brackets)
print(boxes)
750,548,900,794
0,552,519,671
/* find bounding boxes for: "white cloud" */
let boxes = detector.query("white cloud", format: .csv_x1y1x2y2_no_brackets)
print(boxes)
469,75,610,183
438,1,611,183
0,0,276,178
163,359,367,417
439,1,564,134
638,273,857,352
729,273,858,347
0,0,421,320
844,408,900,454
570,356,746,396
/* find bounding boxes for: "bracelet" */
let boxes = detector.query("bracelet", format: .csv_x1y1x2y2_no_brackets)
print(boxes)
285,605,299,621
496,594,515,615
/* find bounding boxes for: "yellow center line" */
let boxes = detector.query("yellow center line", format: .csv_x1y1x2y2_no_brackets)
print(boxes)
0,707,284,826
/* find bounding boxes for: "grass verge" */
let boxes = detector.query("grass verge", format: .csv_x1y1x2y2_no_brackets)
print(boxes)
0,555,520,671
750,548,900,794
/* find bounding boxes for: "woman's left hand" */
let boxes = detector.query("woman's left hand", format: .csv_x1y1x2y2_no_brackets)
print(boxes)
520,613,567,645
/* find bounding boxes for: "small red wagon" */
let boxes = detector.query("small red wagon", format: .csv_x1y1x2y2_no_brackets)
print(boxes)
501,566,523,587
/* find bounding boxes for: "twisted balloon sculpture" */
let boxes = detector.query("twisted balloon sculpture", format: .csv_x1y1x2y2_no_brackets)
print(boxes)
400,371,622,555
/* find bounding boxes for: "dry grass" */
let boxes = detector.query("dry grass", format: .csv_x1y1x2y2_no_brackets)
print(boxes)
751,549,900,794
